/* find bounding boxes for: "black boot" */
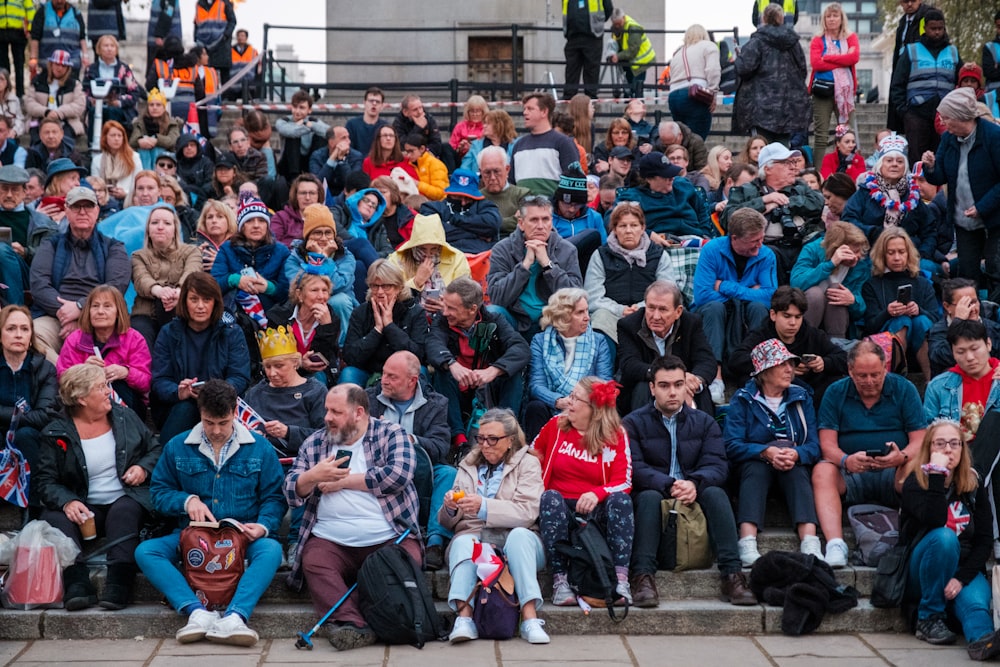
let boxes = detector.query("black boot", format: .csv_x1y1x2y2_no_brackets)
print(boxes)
63,563,96,611
99,563,136,610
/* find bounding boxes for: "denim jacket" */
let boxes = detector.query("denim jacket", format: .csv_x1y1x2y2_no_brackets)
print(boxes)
923,370,1000,425
150,421,286,534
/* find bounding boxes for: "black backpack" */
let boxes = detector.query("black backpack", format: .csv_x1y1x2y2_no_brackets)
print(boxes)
357,543,446,648
554,516,629,621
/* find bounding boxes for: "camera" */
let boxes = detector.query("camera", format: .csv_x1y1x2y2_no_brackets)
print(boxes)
773,206,801,247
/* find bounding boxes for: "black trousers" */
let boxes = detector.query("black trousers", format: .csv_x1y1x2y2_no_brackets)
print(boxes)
564,34,602,98
42,495,145,565
0,29,26,97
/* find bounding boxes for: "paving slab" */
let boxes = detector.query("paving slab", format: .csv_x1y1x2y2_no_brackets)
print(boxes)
262,638,386,664
385,640,498,666
14,639,157,662
771,659,885,667
627,635,770,667
875,647,972,667
755,634,876,657
0,641,27,664
499,634,631,663
860,632,958,650
15,663,146,667
154,639,265,656
148,657,261,667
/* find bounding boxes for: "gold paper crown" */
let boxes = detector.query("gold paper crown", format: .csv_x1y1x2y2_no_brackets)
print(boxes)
147,88,167,106
256,326,299,360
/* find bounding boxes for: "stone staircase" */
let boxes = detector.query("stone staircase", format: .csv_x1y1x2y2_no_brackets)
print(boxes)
0,501,909,641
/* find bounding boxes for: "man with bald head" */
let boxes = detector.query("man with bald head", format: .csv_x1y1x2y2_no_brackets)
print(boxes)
365,351,453,570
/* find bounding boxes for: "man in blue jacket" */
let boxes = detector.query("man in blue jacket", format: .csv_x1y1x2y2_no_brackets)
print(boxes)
693,208,777,404
135,380,285,648
624,355,754,608
922,87,1000,302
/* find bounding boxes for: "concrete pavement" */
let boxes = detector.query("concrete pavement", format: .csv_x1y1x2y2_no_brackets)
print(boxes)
0,633,978,666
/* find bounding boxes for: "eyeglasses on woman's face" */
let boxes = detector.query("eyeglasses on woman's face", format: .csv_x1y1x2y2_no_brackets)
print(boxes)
475,434,510,447
931,439,962,451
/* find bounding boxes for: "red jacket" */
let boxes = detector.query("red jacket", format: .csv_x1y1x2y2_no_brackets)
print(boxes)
533,417,632,501
820,150,866,181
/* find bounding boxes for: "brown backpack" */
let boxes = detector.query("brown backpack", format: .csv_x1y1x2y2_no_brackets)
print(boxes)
179,519,250,611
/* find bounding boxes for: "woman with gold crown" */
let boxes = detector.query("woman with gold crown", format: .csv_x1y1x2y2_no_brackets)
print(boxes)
128,87,182,171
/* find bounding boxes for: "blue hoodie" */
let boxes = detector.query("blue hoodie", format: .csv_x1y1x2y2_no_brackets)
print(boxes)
335,188,387,240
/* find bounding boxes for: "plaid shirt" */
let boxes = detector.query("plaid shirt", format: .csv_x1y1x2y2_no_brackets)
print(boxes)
283,416,420,590
662,246,699,306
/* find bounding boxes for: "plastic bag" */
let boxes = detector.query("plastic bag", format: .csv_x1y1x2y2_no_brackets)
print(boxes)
1,520,81,610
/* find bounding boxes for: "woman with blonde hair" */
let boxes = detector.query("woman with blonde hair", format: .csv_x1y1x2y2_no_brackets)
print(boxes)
449,95,489,158
862,227,939,379
899,420,999,655
535,377,633,606
92,121,142,203
84,34,142,131
267,272,341,386
668,24,721,140
809,2,859,165
738,135,767,167
193,199,236,272
525,288,612,441
701,145,733,194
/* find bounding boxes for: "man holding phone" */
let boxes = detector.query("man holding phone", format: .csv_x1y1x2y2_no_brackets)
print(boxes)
812,340,927,567
284,384,422,651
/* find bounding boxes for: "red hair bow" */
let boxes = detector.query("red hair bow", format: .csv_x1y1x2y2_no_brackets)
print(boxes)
589,381,620,409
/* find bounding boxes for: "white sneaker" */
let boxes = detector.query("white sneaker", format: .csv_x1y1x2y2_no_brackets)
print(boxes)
206,613,259,647
552,580,577,606
449,616,478,643
824,538,849,568
176,608,220,644
709,379,726,405
738,536,761,567
800,535,823,559
520,618,550,644
615,581,632,605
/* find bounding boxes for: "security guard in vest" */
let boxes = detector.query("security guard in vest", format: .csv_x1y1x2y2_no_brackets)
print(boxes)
888,8,961,165
562,0,613,99
0,0,35,97
609,8,655,99
752,0,797,27
193,0,236,82
28,0,87,77
227,28,259,100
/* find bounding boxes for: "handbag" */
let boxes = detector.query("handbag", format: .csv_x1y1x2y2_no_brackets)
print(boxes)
470,559,520,639
682,47,715,106
179,519,251,611
656,498,713,571
812,77,835,99
870,527,926,609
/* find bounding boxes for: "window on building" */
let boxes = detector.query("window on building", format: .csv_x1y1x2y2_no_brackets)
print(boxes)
855,18,871,34
857,69,873,95
860,2,877,15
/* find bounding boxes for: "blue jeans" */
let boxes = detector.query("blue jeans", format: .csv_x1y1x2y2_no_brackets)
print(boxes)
668,88,712,140
338,366,370,387
907,526,994,642
884,314,933,353
135,530,282,620
696,299,770,363
447,528,545,611
329,292,355,347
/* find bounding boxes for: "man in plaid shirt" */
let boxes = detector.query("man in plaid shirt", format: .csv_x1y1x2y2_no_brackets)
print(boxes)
283,384,421,651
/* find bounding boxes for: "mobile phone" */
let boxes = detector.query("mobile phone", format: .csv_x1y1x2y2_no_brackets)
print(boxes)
308,352,329,366
800,354,818,363
191,380,206,388
334,449,352,469
424,288,441,300
865,445,890,458
40,196,65,211
0,227,11,244
897,284,912,304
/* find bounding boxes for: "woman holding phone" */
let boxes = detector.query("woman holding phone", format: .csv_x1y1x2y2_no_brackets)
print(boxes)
266,273,340,386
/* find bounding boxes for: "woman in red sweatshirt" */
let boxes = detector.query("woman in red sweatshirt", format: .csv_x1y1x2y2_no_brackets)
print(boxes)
533,377,633,607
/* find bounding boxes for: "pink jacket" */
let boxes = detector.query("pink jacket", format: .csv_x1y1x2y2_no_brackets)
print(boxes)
56,329,152,394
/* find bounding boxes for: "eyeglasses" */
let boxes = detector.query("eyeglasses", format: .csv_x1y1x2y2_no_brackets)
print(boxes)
309,229,335,238
475,434,510,447
156,162,176,169
567,392,587,404
481,168,505,177
369,283,398,291
68,201,97,211
931,439,962,451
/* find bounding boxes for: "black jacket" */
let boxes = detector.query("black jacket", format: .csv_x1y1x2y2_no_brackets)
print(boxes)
617,309,716,389
425,307,529,377
0,352,58,432
727,318,848,389
623,402,728,497
37,406,161,512
367,381,450,466
862,271,940,335
342,298,428,374
928,316,1000,377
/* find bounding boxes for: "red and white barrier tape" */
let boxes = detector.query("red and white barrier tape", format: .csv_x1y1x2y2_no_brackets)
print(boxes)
201,96,648,112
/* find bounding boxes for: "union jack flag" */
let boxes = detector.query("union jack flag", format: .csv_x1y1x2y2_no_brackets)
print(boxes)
0,399,30,507
946,501,971,536
236,397,266,435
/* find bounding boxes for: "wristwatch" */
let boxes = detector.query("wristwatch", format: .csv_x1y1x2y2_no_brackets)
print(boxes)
75,299,84,310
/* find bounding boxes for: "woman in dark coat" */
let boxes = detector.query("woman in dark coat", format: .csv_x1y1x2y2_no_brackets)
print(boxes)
733,4,810,145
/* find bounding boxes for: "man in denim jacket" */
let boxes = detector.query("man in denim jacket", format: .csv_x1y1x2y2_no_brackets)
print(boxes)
135,380,285,648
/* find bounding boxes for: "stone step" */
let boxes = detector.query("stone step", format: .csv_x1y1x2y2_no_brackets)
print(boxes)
0,598,906,641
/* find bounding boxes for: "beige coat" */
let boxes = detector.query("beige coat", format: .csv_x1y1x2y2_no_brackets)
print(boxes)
438,445,542,547
23,78,87,138
130,243,203,318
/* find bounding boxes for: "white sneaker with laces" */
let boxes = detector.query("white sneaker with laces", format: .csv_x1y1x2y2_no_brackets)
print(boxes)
176,608,220,644
738,536,761,567
800,535,823,560
520,618,550,644
709,379,726,405
552,580,577,606
824,538,849,568
206,613,259,647
449,616,478,643
615,581,632,605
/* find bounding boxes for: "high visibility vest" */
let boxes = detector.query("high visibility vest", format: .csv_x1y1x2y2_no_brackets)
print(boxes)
0,0,34,30
194,0,227,48
986,90,999,119
617,16,654,73
39,3,82,68
562,0,606,38
153,58,173,82
231,44,258,72
756,0,796,25
174,65,220,96
906,42,958,107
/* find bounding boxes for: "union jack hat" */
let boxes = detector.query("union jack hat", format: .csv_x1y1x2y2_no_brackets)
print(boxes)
444,169,483,200
48,50,72,67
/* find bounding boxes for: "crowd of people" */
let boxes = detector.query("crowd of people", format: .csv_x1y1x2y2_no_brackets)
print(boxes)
1,0,1000,657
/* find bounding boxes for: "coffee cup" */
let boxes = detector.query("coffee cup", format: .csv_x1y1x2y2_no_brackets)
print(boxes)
80,512,96,541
